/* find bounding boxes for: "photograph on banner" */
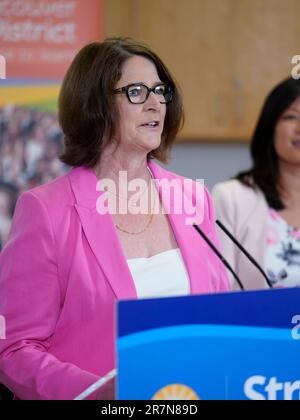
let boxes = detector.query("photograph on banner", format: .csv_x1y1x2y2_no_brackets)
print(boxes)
0,0,103,250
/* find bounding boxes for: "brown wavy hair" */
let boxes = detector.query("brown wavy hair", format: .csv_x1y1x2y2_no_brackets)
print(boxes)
59,37,184,167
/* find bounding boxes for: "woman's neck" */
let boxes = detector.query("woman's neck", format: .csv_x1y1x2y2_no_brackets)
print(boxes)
95,145,150,183
279,160,300,207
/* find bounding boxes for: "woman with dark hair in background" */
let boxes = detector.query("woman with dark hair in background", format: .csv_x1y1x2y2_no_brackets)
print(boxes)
0,38,229,400
213,77,300,290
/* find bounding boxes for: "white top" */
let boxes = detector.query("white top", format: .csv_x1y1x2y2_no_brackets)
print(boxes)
127,248,190,299
266,209,300,288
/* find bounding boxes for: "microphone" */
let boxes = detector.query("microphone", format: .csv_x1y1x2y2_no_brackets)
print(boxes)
74,368,117,400
216,220,273,289
192,223,244,291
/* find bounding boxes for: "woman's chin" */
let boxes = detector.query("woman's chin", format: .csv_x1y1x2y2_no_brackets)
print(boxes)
141,133,162,150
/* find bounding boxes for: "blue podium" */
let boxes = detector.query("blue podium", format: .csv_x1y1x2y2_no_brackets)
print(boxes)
117,288,300,400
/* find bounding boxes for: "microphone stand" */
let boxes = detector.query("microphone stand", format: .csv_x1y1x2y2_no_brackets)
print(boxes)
216,220,273,289
192,224,244,291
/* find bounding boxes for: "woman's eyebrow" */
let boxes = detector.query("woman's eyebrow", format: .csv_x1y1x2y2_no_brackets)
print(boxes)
286,107,300,112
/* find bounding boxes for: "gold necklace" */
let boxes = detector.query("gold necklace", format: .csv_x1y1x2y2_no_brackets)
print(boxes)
115,169,156,235
115,211,154,235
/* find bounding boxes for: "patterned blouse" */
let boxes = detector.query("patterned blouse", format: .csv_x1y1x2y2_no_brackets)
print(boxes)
266,209,300,288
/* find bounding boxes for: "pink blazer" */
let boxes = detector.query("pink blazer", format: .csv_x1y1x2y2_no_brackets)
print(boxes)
213,179,269,290
0,161,229,400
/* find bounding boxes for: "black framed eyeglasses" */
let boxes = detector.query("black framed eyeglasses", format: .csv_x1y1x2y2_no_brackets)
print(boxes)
113,83,173,104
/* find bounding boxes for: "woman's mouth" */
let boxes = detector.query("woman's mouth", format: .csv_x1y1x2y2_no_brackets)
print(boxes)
141,121,160,128
292,140,300,149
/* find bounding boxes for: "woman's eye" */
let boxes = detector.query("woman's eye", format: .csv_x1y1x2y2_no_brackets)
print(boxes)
155,86,165,95
128,88,142,97
282,114,299,120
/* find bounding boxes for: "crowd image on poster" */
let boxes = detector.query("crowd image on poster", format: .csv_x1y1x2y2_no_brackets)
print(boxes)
0,105,67,250
0,0,103,250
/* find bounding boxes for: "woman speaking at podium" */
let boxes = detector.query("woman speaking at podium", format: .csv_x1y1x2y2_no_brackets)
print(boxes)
0,38,229,400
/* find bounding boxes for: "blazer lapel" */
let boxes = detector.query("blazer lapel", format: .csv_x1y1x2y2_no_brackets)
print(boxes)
69,167,137,300
168,211,216,295
148,161,214,294
240,189,268,270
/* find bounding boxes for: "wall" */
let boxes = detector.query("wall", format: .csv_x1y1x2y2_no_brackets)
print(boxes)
161,142,251,192
104,0,300,140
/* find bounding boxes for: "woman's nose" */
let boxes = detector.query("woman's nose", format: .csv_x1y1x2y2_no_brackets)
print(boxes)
294,117,300,133
144,91,161,111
